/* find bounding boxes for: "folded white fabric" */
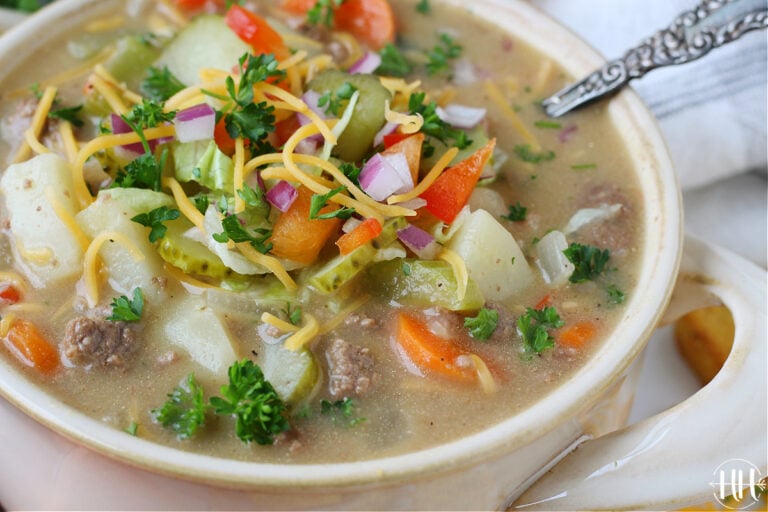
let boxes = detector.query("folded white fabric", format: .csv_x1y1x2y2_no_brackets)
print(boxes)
534,0,768,190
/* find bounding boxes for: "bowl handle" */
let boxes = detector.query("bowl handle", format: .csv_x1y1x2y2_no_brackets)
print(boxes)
511,234,767,510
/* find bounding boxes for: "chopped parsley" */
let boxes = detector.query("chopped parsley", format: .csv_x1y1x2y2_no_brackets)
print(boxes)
571,163,598,170
48,104,84,127
1,0,53,12
309,186,355,220
408,92,471,150
140,66,186,102
563,243,611,283
317,81,358,117
106,288,144,323
464,307,499,340
212,214,273,254
152,374,207,440
415,0,431,14
237,183,270,218
124,422,139,436
501,201,527,222
131,206,180,243
376,44,412,77
402,261,412,275
122,98,177,129
306,0,344,27
607,284,626,304
426,33,462,75
517,306,564,355
209,359,290,444
190,193,210,215
112,150,168,191
514,144,556,164
320,397,365,427
533,120,562,129
282,302,302,325
339,162,362,185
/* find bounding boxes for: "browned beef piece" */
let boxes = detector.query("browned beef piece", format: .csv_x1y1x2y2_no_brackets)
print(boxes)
62,316,137,369
577,184,635,254
326,338,378,399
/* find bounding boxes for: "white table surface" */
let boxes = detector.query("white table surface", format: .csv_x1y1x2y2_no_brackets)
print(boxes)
0,1,766,510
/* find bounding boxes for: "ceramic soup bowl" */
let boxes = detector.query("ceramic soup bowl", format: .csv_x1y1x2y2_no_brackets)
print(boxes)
0,0,764,509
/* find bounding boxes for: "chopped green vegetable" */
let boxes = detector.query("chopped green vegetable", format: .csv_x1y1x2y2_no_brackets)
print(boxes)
152,374,207,440
131,206,181,243
209,359,290,444
212,214,272,254
415,0,431,14
408,92,471,150
563,242,611,283
426,33,462,75
339,161,361,185
317,81,358,117
517,306,564,354
48,104,84,127
376,44,412,77
464,307,498,340
514,144,555,164
307,0,344,27
106,288,144,323
0,0,54,12
112,149,168,191
533,120,562,129
607,284,626,304
125,422,139,436
190,193,210,215
282,302,302,325
237,183,270,219
309,186,355,220
501,201,527,222
140,66,186,102
401,261,412,276
320,397,365,427
123,98,177,130
571,163,598,170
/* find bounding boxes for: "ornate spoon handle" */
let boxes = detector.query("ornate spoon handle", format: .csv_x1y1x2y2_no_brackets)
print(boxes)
542,0,768,117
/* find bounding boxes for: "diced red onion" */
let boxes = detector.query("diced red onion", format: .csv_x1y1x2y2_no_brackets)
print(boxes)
436,104,487,129
373,121,398,147
174,103,216,143
342,217,362,233
349,51,382,74
266,180,298,212
297,90,326,143
294,138,319,155
111,113,148,154
558,124,578,143
397,224,440,259
359,153,414,201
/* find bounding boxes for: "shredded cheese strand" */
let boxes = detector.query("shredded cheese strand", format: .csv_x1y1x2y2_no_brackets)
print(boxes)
233,137,246,213
23,128,51,156
277,50,308,71
164,83,225,111
438,247,468,302
73,125,176,208
85,15,125,33
483,80,539,149
58,121,79,164
387,147,458,204
284,313,319,351
13,85,57,163
258,82,337,144
260,312,300,333
93,64,143,104
0,314,16,337
82,231,146,307
5,303,46,314
162,262,216,290
384,101,423,134
16,241,53,264
162,177,205,231
319,294,371,335
43,187,91,253
235,242,297,291
469,354,497,393
260,166,336,188
89,74,129,114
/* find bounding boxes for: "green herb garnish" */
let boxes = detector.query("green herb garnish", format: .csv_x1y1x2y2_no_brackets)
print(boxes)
48,104,84,127
212,214,273,254
317,82,358,117
571,163,598,170
106,288,144,323
282,302,302,325
408,92,471,150
533,120,562,129
376,44,412,77
426,33,462,75
309,186,355,220
307,0,344,26
514,144,555,164
152,374,206,440
320,397,365,427
464,307,499,340
131,206,180,243
209,359,290,444
415,0,430,14
501,201,527,222
140,66,186,102
607,284,626,304
125,422,139,436
563,243,611,283
517,306,564,354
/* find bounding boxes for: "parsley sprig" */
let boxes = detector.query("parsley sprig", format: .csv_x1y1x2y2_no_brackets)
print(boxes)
501,202,527,222
309,186,355,220
517,306,564,355
408,92,471,152
317,82,358,117
131,206,181,243
306,0,344,27
152,374,207,439
563,243,611,283
376,44,413,77
106,288,144,323
426,33,462,75
48,104,84,127
464,307,499,340
213,214,273,254
140,66,186,102
320,397,365,427
514,144,556,164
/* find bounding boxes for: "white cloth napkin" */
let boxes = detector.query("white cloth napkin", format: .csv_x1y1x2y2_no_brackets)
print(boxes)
534,0,767,189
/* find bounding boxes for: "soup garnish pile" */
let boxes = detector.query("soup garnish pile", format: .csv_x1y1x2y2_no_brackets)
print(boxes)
0,0,641,462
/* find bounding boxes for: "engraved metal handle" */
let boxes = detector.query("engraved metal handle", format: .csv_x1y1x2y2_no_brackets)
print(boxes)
542,0,768,117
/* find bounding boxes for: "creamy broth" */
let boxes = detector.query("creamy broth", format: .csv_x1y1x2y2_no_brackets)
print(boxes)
0,0,641,463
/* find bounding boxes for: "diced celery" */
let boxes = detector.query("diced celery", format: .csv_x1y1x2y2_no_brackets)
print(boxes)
365,259,485,312
173,139,234,193
260,343,319,406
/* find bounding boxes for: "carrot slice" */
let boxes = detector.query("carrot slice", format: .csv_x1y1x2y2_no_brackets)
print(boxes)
269,186,342,265
420,138,496,224
0,284,21,305
382,132,423,184
3,319,59,374
333,0,396,50
395,312,475,382
280,0,317,14
557,320,597,349
335,217,382,255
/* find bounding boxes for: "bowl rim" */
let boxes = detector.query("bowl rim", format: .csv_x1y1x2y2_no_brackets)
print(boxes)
0,0,683,491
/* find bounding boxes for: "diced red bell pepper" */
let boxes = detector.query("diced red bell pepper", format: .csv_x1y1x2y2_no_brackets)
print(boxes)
225,5,289,58
335,217,382,255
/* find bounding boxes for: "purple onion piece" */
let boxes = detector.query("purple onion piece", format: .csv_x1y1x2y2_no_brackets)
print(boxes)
266,180,298,213
349,51,383,74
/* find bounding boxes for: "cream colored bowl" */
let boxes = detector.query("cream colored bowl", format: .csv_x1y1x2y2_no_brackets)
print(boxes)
0,1,764,510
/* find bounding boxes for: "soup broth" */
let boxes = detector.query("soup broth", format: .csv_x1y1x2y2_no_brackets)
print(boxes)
0,0,642,463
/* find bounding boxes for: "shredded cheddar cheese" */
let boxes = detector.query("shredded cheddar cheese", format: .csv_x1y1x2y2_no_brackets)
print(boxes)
23,128,51,156
82,231,146,307
469,354,497,393
162,177,205,231
438,247,468,302
260,312,300,334
388,146,458,204
89,74,130,114
13,85,57,163
284,313,319,351
233,137,246,213
483,80,539,149
58,121,79,164
162,263,215,290
0,314,16,338
235,242,297,291
384,101,423,134
93,64,143,104
86,15,126,33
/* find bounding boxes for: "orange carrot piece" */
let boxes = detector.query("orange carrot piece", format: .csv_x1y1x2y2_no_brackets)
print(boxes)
335,217,382,255
269,186,342,265
382,132,423,184
395,313,475,382
3,319,59,374
225,5,289,58
534,294,551,310
333,0,396,50
420,138,496,224
280,0,317,15
557,320,597,349
0,284,21,305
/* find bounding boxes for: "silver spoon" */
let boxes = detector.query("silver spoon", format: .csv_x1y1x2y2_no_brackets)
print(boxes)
542,0,768,117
